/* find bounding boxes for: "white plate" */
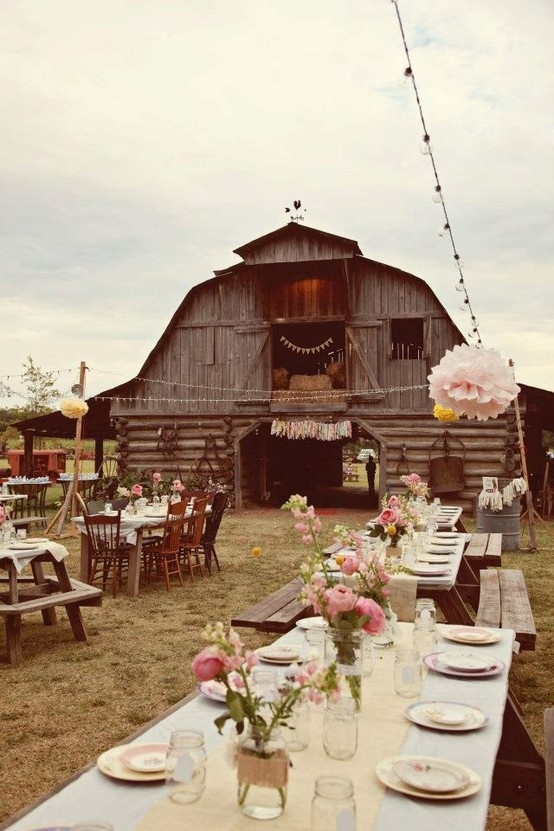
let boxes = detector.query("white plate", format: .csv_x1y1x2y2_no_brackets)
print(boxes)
97,744,167,781
8,543,40,550
119,743,168,773
392,757,470,793
144,512,166,518
408,564,451,576
417,555,451,564
25,537,50,544
256,645,302,664
296,616,328,630
439,652,494,672
425,652,505,678
443,627,501,645
199,680,227,702
430,537,457,546
376,756,481,800
405,701,488,732
426,545,455,554
434,532,459,538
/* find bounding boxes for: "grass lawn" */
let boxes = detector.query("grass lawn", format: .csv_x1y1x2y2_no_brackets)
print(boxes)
0,497,552,830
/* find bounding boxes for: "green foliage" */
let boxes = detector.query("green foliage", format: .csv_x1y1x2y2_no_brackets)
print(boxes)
20,356,61,415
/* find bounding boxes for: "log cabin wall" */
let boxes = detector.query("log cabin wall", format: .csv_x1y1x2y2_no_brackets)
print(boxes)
108,223,523,509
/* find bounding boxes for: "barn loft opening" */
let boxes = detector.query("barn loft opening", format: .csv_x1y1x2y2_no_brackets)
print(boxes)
272,321,345,376
390,317,424,360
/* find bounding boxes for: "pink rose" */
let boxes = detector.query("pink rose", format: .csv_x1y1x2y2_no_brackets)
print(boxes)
377,507,400,526
341,556,360,576
173,479,185,492
354,597,386,635
131,484,143,497
191,647,224,681
387,495,401,507
152,472,161,483
325,584,357,619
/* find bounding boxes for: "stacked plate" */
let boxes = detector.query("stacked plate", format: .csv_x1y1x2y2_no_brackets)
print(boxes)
255,644,302,665
376,755,481,800
97,743,169,781
425,651,505,678
405,700,488,732
443,626,501,645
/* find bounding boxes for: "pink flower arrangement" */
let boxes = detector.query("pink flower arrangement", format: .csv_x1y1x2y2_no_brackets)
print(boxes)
172,478,185,493
428,344,520,421
400,473,430,499
0,504,8,525
369,493,419,545
282,494,389,634
131,483,143,498
191,622,341,741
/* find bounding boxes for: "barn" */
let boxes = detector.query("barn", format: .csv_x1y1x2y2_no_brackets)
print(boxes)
84,219,540,512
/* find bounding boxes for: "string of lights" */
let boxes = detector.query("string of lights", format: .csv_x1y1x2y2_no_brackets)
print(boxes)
390,0,483,346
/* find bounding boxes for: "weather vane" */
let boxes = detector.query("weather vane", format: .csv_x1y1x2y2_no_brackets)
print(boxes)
285,199,306,222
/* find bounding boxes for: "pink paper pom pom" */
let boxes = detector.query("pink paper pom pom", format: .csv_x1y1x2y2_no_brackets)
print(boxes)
428,344,520,421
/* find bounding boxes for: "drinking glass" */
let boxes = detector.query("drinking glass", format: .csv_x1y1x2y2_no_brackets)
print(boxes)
323,698,358,760
305,627,325,662
166,729,207,803
393,648,422,698
311,776,356,830
283,698,310,751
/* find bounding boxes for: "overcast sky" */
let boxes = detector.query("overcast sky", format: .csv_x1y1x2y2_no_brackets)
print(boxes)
1,0,552,409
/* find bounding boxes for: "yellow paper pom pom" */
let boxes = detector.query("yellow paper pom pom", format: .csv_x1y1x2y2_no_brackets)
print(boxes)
433,404,460,422
386,525,397,537
251,546,262,558
60,398,89,419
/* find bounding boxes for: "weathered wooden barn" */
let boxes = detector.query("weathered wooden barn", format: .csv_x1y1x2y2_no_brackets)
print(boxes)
85,220,541,512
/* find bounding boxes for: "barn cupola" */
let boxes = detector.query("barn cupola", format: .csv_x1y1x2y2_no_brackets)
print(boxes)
232,222,362,265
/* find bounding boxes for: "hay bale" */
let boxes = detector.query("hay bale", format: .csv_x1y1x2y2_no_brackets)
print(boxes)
272,367,290,390
326,361,346,389
289,374,333,391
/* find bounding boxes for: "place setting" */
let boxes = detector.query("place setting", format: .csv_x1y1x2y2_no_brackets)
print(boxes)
442,626,502,646
97,742,169,782
375,755,482,800
404,700,489,732
407,563,452,576
255,644,304,665
424,650,505,678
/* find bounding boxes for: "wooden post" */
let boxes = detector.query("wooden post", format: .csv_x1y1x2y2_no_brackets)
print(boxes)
70,361,88,528
509,360,542,551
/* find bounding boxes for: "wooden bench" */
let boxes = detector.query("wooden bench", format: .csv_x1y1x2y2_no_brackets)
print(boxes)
475,568,536,650
230,576,312,634
463,532,502,568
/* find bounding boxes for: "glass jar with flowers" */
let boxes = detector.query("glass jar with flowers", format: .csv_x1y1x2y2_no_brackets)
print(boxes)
0,503,12,547
282,495,393,709
191,623,341,820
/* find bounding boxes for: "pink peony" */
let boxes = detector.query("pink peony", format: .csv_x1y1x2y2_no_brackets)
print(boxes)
191,647,224,681
172,479,185,492
341,556,360,576
152,472,162,483
325,584,358,618
354,597,386,635
131,484,143,497
377,507,400,527
387,495,401,507
0,505,6,524
428,344,520,421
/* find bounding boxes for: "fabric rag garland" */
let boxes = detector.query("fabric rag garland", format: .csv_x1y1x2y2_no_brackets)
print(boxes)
478,477,527,511
428,344,520,421
270,419,352,441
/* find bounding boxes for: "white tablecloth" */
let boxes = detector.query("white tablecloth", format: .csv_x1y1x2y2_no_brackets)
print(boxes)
0,541,69,573
1,622,514,831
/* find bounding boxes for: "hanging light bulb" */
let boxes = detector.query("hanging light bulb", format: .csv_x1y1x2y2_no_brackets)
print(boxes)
459,298,469,311
438,223,450,238
432,185,443,203
420,133,431,155
455,278,465,292
470,316,480,327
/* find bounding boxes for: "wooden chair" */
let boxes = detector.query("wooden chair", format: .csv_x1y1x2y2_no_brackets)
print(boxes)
83,513,130,598
143,500,188,591
200,490,228,573
8,482,49,530
179,497,208,581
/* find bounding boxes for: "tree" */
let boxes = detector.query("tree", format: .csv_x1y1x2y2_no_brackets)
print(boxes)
20,356,61,416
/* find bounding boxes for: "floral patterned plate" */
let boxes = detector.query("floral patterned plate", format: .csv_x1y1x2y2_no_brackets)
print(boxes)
376,756,481,800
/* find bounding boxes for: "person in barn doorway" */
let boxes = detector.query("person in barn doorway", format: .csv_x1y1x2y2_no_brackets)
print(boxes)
365,455,376,501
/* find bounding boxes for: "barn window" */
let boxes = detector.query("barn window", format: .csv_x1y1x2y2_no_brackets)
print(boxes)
390,318,424,360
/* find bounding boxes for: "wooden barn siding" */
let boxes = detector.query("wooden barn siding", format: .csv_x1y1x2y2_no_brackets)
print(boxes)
113,410,518,515
243,237,355,265
267,273,346,319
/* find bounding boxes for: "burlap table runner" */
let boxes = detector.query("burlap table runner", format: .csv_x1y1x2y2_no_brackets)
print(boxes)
134,628,414,830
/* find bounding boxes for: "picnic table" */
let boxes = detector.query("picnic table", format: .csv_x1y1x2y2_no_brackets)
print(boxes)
1,622,542,831
0,541,102,665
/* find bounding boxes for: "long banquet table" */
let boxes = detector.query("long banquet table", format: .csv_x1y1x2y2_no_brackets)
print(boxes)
0,622,515,831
